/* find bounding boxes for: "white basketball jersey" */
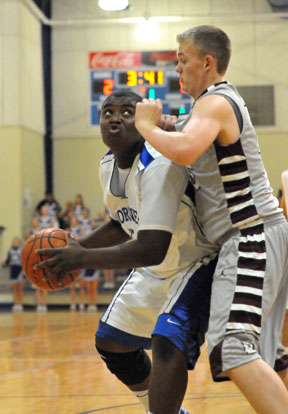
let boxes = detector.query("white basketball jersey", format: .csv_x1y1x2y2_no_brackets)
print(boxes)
99,143,218,278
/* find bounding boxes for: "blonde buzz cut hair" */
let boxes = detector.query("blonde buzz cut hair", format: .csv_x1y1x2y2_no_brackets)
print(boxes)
176,25,231,74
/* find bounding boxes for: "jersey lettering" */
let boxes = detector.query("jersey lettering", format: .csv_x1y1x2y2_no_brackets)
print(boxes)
117,207,139,225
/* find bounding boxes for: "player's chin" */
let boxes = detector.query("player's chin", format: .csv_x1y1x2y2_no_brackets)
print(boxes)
181,83,187,92
103,131,122,145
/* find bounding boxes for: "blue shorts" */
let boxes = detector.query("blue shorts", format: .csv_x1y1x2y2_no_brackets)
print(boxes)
153,258,217,368
97,320,152,349
96,258,217,369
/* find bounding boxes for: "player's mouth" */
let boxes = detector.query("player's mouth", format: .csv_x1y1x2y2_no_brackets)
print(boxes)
108,124,121,134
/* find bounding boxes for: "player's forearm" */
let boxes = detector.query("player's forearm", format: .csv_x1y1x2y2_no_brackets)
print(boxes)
35,229,171,275
81,239,165,270
78,220,130,249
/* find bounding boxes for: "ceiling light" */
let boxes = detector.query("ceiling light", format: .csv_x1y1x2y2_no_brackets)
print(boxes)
98,0,129,11
134,16,161,42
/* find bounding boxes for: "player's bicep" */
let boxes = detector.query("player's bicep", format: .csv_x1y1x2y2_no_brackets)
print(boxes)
182,97,223,154
185,95,241,149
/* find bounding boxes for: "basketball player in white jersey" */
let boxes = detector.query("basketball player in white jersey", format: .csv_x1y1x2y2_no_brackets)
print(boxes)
280,170,288,219
135,25,288,414
36,90,219,414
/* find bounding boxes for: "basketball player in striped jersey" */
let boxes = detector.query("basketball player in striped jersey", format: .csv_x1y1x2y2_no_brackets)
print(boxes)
135,25,288,414
36,90,219,414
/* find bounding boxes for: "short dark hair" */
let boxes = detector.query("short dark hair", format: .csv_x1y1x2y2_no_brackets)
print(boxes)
101,89,143,108
176,25,231,74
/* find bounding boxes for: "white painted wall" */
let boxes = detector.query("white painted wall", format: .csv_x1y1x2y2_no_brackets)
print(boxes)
1,0,288,254
0,0,44,131
51,0,288,216
0,0,45,254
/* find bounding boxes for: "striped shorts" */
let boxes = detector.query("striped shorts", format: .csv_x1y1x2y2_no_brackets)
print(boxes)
208,218,288,380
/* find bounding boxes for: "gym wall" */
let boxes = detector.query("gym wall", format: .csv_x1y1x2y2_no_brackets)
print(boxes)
0,0,287,254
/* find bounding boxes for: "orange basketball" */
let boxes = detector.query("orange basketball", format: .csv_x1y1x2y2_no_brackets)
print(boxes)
22,228,81,291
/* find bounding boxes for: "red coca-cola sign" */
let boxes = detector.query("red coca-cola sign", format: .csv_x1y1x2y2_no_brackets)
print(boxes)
89,52,141,69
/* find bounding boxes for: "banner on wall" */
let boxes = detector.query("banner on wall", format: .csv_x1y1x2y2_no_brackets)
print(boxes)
89,50,192,126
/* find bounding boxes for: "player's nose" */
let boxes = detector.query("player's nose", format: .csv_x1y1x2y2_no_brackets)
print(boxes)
109,111,121,122
175,63,182,73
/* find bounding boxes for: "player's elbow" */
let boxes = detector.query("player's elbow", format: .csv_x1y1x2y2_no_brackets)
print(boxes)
173,152,195,166
144,249,168,267
137,230,171,267
170,145,197,166
143,240,170,267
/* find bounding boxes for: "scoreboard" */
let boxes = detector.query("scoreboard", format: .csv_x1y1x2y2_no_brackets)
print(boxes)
89,50,192,126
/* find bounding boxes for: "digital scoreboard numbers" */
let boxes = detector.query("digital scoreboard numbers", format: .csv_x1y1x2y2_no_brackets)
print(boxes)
89,51,192,126
118,69,164,86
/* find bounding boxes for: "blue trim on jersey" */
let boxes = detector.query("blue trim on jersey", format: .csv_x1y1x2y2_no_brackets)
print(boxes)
139,145,155,168
100,150,114,165
96,320,152,349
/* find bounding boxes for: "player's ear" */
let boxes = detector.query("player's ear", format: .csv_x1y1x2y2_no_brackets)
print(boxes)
204,55,214,70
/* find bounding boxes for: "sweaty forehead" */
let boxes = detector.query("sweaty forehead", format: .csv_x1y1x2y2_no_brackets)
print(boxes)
102,96,138,109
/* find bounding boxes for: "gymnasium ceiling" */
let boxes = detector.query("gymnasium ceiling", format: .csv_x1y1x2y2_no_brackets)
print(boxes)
29,0,288,24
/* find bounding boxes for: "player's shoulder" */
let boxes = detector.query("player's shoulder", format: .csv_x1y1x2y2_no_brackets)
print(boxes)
100,150,115,167
138,142,184,173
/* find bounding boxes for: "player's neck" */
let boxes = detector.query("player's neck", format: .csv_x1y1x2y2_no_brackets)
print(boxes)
114,141,144,169
194,74,225,100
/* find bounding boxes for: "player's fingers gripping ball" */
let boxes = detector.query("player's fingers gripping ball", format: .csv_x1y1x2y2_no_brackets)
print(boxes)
22,228,81,290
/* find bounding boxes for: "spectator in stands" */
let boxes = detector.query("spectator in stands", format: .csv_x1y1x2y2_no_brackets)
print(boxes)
80,207,96,234
62,201,74,230
80,208,99,312
37,206,58,229
25,217,49,312
36,191,61,221
1,236,24,312
36,288,48,312
73,194,86,221
25,216,41,240
69,216,85,311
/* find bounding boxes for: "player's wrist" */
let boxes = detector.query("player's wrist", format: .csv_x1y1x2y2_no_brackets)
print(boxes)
80,248,93,270
136,121,158,141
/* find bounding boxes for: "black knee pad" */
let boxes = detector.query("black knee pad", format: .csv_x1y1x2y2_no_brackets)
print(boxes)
96,346,151,385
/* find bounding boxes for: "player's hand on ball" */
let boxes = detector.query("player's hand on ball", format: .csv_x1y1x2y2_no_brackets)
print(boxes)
35,233,84,277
